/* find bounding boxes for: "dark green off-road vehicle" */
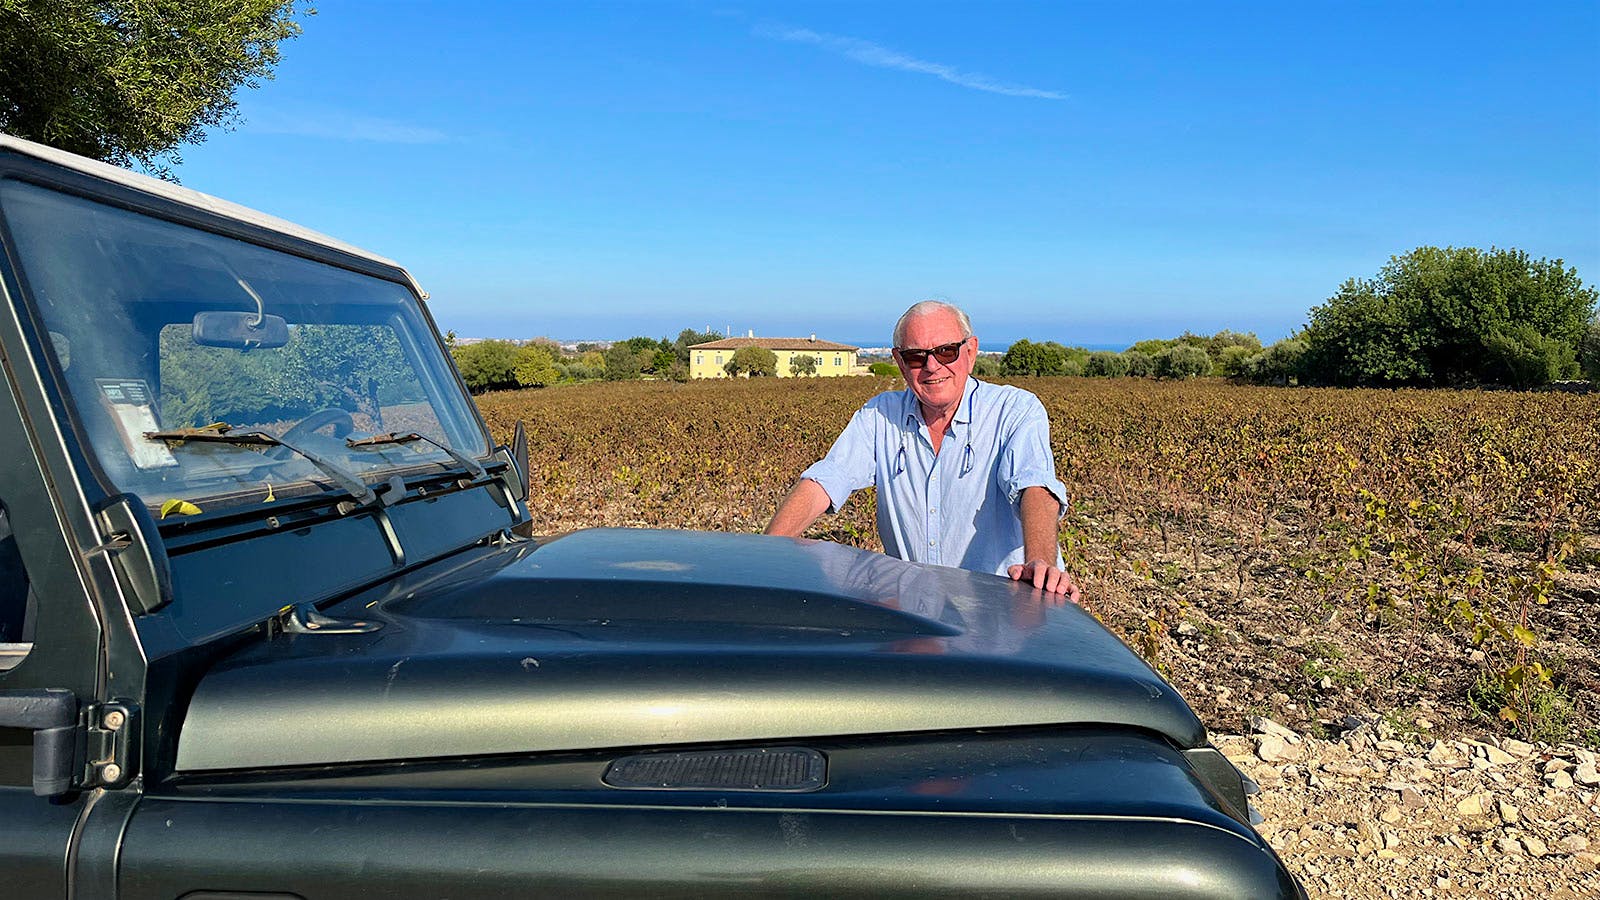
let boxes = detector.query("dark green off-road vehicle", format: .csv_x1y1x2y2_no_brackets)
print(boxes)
0,135,1303,898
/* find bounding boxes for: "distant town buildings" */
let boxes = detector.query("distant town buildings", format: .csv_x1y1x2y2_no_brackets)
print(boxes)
689,333,862,379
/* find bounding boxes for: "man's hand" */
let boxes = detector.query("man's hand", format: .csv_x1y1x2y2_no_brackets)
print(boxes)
1007,559,1081,605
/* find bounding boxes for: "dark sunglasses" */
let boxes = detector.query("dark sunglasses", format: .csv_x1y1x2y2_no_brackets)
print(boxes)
896,340,966,368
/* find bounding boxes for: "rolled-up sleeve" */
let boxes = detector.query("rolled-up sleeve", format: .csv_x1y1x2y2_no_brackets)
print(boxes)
997,395,1068,515
800,406,878,514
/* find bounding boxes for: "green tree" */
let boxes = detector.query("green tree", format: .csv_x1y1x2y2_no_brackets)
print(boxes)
513,343,561,388
1058,343,1090,374
1,0,307,178
972,355,1001,377
1205,330,1262,361
868,361,898,377
1581,320,1600,381
1083,351,1129,377
789,354,818,377
1484,324,1578,389
602,342,643,381
1126,338,1175,357
724,346,777,377
1246,338,1307,386
1299,277,1432,385
1154,345,1211,379
451,340,520,392
1001,339,1070,376
1001,340,1043,376
1122,350,1154,377
648,348,676,375
673,328,723,364
1301,247,1596,387
1215,345,1255,379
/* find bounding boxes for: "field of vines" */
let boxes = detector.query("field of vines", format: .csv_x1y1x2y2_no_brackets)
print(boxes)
477,377,1600,745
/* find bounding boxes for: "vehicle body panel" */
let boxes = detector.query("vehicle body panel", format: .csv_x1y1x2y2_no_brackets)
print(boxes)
0,133,1304,898
178,528,1206,771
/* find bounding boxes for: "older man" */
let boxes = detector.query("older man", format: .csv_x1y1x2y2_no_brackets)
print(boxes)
765,300,1079,600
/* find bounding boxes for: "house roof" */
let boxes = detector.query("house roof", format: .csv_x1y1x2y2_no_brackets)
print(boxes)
690,337,859,352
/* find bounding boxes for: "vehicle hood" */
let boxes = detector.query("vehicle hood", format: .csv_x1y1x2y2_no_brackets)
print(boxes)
175,529,1205,771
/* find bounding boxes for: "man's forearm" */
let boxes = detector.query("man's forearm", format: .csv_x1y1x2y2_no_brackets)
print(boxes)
764,478,833,537
1019,485,1063,563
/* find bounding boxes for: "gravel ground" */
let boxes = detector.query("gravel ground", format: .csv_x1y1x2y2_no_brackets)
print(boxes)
1220,717,1599,898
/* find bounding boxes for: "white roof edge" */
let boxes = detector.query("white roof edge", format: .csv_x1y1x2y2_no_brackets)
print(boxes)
0,133,429,300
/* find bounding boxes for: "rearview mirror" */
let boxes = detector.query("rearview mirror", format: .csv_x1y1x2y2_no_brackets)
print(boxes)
192,311,289,349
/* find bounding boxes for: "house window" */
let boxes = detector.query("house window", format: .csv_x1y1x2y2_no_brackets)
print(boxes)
696,354,703,365
835,355,842,366
715,355,723,365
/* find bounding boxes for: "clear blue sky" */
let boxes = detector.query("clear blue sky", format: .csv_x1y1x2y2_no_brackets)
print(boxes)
174,1,1599,347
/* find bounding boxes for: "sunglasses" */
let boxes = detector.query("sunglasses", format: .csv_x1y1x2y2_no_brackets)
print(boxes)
896,340,966,368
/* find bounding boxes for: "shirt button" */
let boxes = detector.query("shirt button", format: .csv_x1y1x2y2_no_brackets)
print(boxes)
930,506,937,512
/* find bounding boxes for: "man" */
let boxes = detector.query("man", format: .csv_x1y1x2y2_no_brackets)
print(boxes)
765,300,1080,601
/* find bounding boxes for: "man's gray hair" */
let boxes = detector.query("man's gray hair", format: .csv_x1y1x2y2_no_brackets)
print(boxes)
892,300,974,348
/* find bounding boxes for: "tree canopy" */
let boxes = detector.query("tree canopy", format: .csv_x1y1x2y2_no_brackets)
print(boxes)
1582,320,1600,382
724,346,777,378
1,0,307,178
1299,247,1596,388
673,328,723,364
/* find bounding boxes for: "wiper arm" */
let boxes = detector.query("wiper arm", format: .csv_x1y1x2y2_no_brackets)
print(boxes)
346,431,486,479
146,423,378,507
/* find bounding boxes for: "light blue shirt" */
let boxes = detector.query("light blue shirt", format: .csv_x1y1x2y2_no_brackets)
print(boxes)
801,378,1069,576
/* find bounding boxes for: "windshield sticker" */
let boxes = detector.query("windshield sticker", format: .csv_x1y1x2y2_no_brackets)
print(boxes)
96,379,178,470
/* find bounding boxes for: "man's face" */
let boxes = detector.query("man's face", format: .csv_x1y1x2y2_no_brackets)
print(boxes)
894,310,976,418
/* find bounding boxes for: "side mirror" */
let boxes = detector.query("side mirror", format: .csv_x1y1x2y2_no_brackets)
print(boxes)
192,311,289,349
511,420,530,503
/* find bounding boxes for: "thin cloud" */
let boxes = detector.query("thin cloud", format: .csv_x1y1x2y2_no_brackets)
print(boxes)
247,110,450,144
755,24,1065,100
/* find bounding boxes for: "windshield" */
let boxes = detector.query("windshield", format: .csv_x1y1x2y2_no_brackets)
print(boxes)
0,179,487,511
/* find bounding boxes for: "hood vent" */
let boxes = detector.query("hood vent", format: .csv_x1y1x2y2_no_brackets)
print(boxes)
604,747,826,792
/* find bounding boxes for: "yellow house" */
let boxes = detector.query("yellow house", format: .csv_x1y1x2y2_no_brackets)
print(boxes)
689,335,861,379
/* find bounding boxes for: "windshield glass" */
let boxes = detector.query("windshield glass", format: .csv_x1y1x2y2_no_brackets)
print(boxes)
0,179,487,511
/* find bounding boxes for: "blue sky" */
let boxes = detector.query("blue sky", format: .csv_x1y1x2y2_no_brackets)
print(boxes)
175,1,1599,347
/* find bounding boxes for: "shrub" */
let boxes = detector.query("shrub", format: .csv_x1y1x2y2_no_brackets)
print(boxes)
1122,350,1154,377
1246,339,1307,385
1216,345,1255,379
1485,324,1579,389
1084,351,1129,378
1154,345,1211,379
868,361,898,377
1580,320,1600,381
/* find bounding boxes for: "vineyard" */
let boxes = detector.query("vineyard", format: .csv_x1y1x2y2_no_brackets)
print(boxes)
477,377,1600,745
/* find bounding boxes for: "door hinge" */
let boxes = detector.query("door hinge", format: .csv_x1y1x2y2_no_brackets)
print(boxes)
79,701,138,789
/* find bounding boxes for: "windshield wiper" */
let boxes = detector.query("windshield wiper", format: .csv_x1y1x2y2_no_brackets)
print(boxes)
345,431,485,479
145,423,379,507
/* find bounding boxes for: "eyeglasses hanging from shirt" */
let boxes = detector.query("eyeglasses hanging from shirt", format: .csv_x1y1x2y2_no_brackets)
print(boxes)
893,385,976,478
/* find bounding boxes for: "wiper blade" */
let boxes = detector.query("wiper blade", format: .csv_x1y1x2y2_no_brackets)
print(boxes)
144,422,264,443
346,431,486,479
147,424,378,508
